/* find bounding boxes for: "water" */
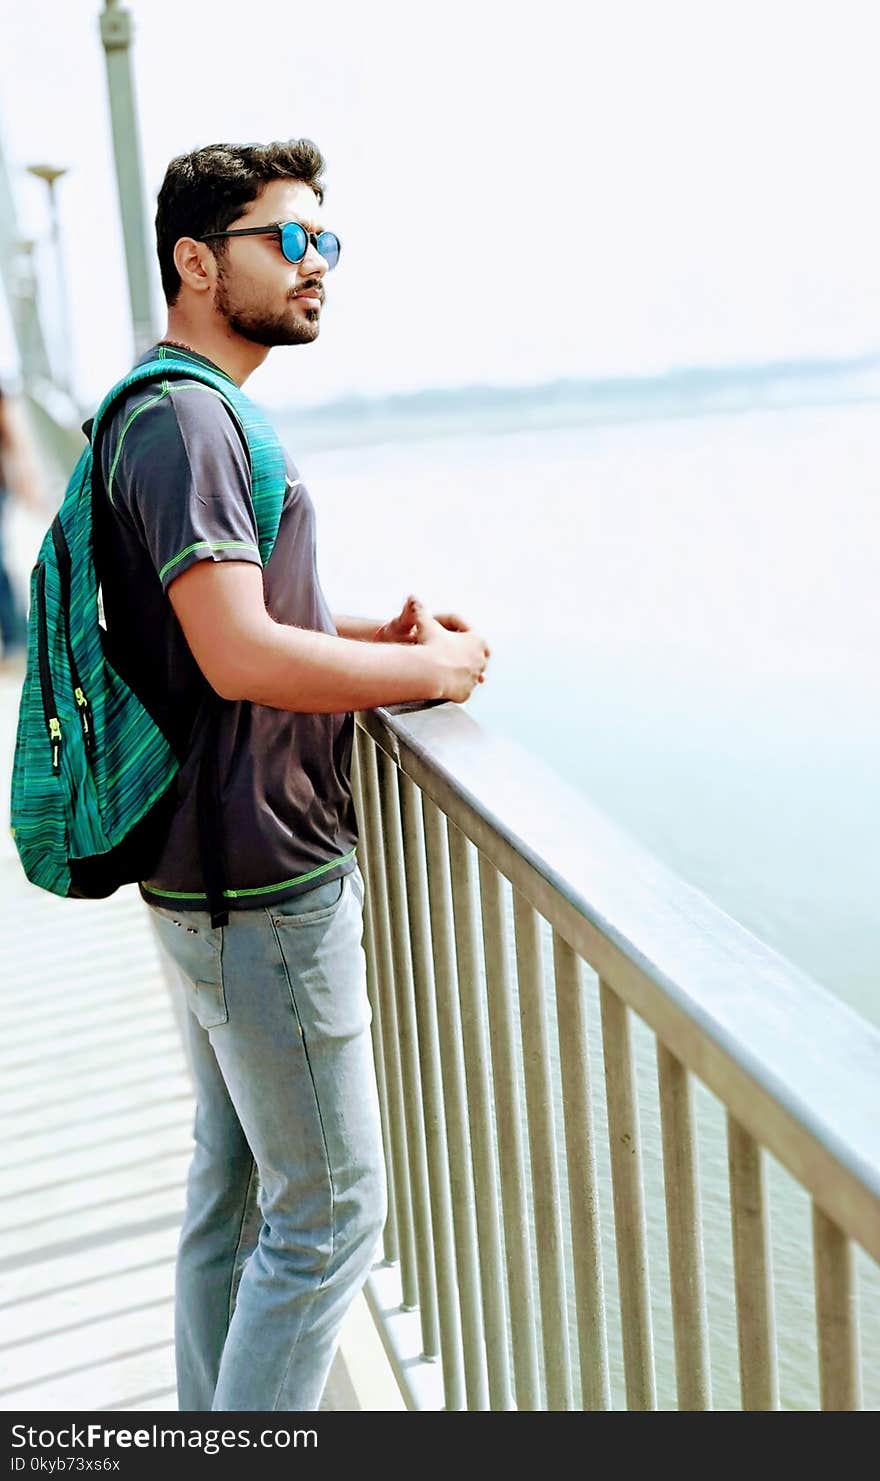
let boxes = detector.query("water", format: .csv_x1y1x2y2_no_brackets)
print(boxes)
290,394,880,1408
297,396,880,1029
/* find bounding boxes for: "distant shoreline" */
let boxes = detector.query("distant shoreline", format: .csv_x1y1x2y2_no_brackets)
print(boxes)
276,352,880,451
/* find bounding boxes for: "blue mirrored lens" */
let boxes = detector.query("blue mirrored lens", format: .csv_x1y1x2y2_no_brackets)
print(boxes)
280,222,308,263
279,223,341,269
316,232,341,270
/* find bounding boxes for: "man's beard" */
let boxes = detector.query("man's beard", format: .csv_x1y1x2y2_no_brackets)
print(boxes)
214,269,319,347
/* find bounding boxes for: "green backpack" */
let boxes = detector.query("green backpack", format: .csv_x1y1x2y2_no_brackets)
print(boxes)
9,355,287,926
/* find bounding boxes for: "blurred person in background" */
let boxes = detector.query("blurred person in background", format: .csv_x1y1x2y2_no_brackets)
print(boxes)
0,382,45,671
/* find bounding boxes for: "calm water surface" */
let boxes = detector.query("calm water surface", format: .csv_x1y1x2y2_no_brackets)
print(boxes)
300,398,880,1026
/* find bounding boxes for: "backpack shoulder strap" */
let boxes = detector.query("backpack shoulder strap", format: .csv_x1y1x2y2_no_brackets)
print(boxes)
90,355,287,564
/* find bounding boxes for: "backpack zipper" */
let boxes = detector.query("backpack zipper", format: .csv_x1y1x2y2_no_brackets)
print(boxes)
34,563,62,776
50,518,95,757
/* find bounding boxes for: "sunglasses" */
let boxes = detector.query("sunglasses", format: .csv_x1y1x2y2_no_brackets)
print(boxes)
200,221,341,270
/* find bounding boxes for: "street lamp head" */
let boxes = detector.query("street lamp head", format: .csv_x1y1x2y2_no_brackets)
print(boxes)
26,164,69,187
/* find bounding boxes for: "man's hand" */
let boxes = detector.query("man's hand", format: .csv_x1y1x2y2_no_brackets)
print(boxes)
401,596,490,697
373,594,473,645
373,596,489,696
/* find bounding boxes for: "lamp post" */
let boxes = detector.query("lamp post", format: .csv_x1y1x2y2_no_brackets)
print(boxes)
99,0,156,357
25,163,74,397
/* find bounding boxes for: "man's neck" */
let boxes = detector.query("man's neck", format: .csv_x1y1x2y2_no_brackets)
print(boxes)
159,319,270,387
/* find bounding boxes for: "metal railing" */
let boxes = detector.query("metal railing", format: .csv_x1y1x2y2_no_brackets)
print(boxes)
351,701,880,1411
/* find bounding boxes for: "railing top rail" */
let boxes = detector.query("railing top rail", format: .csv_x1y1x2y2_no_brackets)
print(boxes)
357,702,880,1261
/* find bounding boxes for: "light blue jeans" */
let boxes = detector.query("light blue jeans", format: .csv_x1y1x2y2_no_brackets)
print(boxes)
149,863,387,1411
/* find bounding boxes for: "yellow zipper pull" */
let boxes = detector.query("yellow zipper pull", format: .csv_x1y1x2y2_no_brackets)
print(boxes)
48,717,62,773
74,687,91,738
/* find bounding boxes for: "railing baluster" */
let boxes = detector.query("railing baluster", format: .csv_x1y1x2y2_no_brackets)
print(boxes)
812,1203,861,1410
512,890,573,1410
447,824,514,1410
478,857,542,1411
398,774,466,1409
358,734,418,1307
656,1041,711,1410
352,728,397,1263
422,798,490,1409
377,747,440,1358
552,933,611,1410
599,978,656,1410
727,1114,779,1409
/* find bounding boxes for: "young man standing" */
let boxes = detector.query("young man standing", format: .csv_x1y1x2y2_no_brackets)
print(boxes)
97,138,490,1411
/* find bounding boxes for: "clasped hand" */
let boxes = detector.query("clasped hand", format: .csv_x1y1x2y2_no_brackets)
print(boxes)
371,595,472,645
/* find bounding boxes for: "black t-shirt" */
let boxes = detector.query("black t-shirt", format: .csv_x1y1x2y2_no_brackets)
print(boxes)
96,344,358,911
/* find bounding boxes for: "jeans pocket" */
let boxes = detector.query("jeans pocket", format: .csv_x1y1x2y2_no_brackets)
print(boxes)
150,907,228,1029
270,873,347,928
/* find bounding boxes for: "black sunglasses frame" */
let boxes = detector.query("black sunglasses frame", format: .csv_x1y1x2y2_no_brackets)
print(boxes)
199,221,341,268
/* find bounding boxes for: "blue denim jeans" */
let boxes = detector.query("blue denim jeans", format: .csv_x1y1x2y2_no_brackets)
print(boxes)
149,863,387,1411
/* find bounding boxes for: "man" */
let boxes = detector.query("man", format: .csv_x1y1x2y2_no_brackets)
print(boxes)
97,138,490,1411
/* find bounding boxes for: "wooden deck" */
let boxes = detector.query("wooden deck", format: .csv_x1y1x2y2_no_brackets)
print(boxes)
0,669,379,1412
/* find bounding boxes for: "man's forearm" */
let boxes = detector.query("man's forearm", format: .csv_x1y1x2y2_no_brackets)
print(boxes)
228,623,444,712
333,614,382,642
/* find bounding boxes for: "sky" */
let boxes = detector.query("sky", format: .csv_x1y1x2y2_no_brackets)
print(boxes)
1,0,879,410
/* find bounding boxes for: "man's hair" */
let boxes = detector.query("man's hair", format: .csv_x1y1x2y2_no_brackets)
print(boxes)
155,139,326,305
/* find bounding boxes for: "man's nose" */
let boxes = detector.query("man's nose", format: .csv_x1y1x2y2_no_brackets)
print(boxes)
300,237,329,275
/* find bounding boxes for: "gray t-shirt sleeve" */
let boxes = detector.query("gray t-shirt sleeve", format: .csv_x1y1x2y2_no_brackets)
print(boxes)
103,383,262,592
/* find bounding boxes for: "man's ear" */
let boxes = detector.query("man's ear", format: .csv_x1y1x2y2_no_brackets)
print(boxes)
174,237,215,294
